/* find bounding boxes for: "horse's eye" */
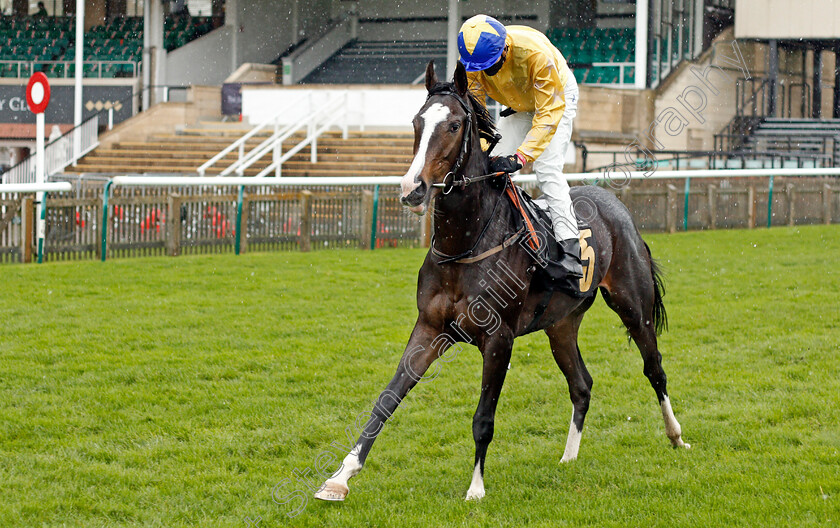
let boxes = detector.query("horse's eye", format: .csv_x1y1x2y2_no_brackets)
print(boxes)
450,122,461,133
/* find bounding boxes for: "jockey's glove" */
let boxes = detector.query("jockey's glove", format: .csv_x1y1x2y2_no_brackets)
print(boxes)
490,154,524,174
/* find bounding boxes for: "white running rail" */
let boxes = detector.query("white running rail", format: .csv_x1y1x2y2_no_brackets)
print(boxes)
1,116,99,184
198,92,349,178
0,182,73,193
111,167,840,188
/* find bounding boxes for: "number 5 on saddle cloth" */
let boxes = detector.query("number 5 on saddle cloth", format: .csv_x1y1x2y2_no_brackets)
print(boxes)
508,184,597,299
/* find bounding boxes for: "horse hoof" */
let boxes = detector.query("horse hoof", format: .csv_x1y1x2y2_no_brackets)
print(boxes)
560,455,577,463
314,481,349,501
465,488,485,501
671,438,691,449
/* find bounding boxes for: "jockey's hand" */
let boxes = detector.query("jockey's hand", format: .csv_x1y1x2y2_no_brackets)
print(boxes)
490,154,523,174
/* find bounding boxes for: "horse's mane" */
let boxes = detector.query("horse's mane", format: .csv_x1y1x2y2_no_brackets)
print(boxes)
428,81,498,146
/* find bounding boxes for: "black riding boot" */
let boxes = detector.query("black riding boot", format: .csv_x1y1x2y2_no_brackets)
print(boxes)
556,237,584,279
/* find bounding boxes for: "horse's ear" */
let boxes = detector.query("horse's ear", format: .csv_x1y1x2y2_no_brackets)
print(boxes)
454,62,468,96
425,60,438,92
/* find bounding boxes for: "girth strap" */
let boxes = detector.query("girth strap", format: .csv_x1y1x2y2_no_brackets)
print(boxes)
431,228,525,264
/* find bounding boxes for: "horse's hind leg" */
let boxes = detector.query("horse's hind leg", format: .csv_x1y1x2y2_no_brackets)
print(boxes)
600,269,689,449
545,305,594,462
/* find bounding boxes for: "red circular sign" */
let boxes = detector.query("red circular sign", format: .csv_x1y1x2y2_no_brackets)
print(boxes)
26,72,51,114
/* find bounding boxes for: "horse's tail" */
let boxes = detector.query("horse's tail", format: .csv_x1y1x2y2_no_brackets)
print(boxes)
644,242,668,336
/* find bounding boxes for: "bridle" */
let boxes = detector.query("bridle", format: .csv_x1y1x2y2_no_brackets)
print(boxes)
425,88,503,194
425,88,528,265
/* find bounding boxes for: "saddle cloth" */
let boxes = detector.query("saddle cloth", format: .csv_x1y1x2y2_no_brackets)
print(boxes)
508,185,598,298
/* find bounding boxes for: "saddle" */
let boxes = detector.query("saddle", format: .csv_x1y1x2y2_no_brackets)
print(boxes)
506,184,598,299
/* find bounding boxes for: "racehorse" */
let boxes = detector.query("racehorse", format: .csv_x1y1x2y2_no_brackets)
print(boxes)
314,61,689,502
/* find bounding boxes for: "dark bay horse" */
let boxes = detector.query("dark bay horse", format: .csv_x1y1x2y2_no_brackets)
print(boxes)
314,61,689,502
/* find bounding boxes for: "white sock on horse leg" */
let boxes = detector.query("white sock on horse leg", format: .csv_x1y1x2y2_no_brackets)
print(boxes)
465,461,485,500
561,417,583,462
329,448,363,487
660,396,690,448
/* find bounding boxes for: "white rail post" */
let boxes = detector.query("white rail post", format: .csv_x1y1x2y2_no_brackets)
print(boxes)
108,107,114,130
342,91,349,140
73,0,84,161
35,111,46,263
360,91,365,132
635,0,648,89
276,143,283,177
309,119,316,163
272,119,280,177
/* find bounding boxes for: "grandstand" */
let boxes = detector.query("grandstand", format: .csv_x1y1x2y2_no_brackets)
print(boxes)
0,16,214,79
547,27,636,85
294,28,636,86
1,0,838,190
0,0,838,266
729,118,840,167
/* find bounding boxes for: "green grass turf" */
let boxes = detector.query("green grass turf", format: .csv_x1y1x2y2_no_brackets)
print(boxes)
1,225,839,527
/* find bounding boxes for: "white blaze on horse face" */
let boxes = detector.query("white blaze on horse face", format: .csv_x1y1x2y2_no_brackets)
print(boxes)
560,417,582,462
401,103,451,201
465,461,485,500
660,395,690,448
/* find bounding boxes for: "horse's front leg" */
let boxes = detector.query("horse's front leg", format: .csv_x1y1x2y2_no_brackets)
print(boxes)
465,332,514,500
314,318,448,502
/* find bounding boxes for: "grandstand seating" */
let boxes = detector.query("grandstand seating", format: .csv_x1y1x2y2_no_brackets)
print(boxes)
300,29,633,86
302,40,447,84
70,122,414,177
547,27,636,85
739,118,840,166
0,16,214,78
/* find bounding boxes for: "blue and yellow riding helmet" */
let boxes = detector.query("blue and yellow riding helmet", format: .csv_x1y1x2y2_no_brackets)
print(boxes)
457,14,507,72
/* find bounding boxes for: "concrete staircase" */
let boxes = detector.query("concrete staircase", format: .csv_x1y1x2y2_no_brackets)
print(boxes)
70,121,414,177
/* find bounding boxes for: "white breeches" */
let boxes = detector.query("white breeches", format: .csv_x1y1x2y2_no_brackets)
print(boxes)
494,76,580,241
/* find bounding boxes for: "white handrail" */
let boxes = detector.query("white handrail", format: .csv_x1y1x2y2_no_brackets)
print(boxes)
253,95,348,177
0,59,140,78
222,115,313,176
255,104,347,178
197,92,311,176
219,120,298,176
227,92,348,177
589,62,636,86
1,116,99,185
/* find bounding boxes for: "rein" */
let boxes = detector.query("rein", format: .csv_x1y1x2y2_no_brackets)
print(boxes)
427,88,538,265
430,185,519,264
434,171,506,193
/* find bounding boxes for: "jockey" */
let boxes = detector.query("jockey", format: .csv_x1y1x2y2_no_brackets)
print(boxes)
457,14,582,278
